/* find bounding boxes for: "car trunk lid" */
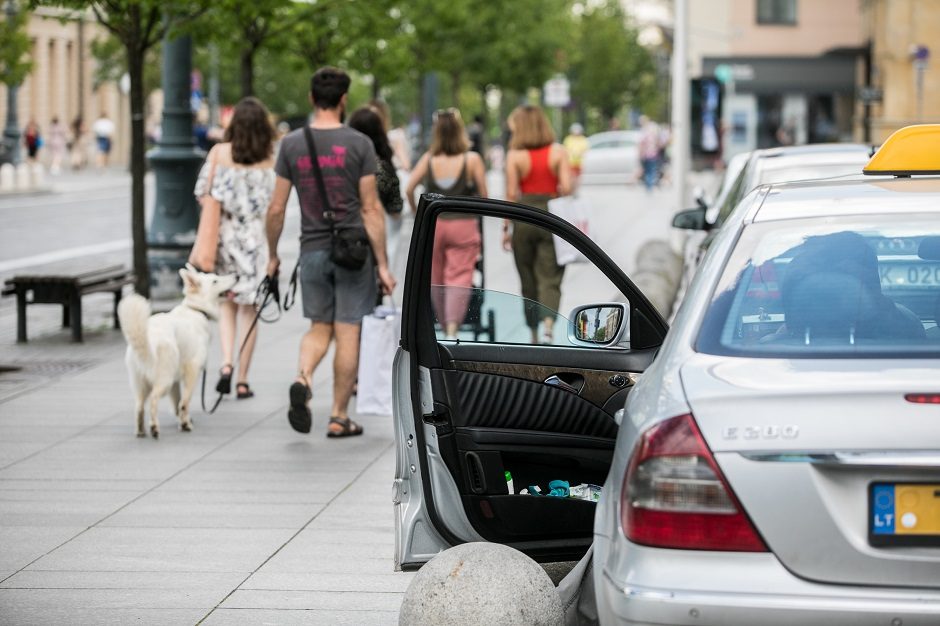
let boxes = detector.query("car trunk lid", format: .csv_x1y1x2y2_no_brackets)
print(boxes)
680,354,940,589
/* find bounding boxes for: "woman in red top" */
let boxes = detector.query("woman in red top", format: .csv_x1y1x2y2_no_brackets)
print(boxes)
504,105,572,344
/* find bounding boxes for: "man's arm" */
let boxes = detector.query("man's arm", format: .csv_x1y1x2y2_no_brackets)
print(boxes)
265,176,292,277
359,174,397,295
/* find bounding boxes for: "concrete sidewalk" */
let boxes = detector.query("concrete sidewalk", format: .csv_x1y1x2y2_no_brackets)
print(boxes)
0,171,716,624
0,236,414,624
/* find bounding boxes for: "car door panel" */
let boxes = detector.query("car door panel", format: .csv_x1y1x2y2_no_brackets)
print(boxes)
398,196,667,562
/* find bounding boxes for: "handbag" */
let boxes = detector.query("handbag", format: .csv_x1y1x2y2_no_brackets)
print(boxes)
547,195,590,266
188,154,221,272
302,126,370,271
356,302,401,415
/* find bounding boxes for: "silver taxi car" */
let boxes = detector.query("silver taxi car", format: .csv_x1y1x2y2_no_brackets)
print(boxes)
394,125,940,624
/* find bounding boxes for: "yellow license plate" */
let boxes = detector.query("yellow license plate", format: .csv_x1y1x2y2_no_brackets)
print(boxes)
871,483,940,546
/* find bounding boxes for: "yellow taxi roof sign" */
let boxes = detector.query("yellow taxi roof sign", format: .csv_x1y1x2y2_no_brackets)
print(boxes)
864,124,940,176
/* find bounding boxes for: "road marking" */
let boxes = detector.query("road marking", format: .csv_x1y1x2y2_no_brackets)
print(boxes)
0,239,131,273
0,191,128,211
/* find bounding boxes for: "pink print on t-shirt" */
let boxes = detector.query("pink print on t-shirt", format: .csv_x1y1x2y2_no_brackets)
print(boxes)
296,145,347,172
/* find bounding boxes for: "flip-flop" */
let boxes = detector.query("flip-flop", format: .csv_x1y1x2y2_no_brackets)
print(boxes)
327,416,364,438
288,381,312,433
236,383,254,399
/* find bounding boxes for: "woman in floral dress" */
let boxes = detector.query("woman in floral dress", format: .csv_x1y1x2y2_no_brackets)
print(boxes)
193,97,276,399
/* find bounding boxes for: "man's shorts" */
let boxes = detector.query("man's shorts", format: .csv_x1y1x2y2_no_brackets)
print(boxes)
299,249,377,324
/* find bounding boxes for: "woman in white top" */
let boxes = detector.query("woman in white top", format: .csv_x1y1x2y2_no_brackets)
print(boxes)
193,97,276,400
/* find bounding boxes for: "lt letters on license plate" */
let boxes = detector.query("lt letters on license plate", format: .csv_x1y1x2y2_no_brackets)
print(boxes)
870,483,940,547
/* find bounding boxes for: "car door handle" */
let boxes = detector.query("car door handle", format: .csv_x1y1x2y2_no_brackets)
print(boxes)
544,374,584,395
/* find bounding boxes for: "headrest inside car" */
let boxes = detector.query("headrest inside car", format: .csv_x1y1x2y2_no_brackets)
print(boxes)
918,236,940,261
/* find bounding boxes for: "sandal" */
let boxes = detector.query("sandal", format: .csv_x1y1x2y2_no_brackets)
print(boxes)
216,365,233,394
288,381,312,434
327,416,364,438
236,383,254,399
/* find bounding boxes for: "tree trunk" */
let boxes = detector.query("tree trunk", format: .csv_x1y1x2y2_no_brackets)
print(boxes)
450,71,460,108
128,48,150,297
371,76,380,100
240,48,254,98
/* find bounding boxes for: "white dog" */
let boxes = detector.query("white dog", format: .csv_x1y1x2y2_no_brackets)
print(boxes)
117,264,236,438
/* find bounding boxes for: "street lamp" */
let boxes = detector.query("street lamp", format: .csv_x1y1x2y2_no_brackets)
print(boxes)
146,32,205,298
2,0,23,166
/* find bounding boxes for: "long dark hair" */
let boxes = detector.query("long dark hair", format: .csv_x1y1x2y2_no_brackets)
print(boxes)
224,97,275,165
348,106,393,162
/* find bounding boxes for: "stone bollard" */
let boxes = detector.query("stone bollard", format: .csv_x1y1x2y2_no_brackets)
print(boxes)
633,239,684,318
0,163,14,191
15,163,31,190
30,163,45,189
399,542,563,626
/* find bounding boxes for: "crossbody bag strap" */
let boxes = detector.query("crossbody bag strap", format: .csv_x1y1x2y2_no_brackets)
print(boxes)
302,126,336,231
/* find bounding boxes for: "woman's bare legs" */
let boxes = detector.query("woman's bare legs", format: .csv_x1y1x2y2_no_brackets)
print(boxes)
235,303,258,385
218,300,237,374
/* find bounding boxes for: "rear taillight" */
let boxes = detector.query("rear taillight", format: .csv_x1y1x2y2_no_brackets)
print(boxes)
621,413,767,552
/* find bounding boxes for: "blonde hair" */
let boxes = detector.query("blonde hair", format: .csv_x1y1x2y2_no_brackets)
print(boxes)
429,108,470,156
508,105,555,150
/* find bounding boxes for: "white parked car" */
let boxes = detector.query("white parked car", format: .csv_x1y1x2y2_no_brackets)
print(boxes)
394,125,940,624
579,131,642,185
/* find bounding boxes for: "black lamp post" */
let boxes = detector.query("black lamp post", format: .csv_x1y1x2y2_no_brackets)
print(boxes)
146,32,205,298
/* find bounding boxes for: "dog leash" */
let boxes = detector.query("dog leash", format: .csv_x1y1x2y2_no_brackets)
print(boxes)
200,262,300,414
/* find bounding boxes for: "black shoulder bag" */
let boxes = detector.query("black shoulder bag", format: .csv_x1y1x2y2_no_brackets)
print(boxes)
302,126,370,271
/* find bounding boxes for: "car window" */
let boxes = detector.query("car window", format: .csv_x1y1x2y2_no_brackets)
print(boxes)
428,212,627,347
713,165,749,226
697,217,940,357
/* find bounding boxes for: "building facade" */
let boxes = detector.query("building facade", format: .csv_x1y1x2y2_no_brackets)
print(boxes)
689,0,865,159
862,0,940,143
0,7,128,167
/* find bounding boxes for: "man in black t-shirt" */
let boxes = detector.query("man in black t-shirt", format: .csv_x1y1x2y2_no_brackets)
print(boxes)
266,67,396,437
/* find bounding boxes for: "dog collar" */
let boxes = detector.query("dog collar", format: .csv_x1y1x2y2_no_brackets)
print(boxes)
187,305,213,320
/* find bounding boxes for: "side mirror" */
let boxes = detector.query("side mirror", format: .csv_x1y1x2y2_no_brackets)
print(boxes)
568,303,629,348
671,206,708,231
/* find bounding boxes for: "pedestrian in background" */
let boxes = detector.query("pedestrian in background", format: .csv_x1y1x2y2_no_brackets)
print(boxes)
504,104,571,345
193,96,277,401
406,108,488,339
93,112,115,170
638,115,661,191
563,123,589,181
48,117,68,174
468,114,485,156
70,116,87,170
370,99,411,173
23,119,41,163
265,67,395,438
349,106,405,269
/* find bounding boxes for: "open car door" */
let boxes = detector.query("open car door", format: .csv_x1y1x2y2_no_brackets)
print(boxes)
394,194,668,569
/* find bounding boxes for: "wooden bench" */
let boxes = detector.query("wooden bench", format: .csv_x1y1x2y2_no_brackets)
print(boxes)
1,265,135,343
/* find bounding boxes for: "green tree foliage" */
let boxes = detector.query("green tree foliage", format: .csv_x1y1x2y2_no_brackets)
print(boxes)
194,0,293,98
568,0,657,123
0,0,34,88
31,0,206,297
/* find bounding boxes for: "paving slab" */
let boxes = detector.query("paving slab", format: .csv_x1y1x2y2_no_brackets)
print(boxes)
202,608,399,626
0,526,88,573
0,605,207,626
220,589,406,612
98,500,327,530
25,527,296,573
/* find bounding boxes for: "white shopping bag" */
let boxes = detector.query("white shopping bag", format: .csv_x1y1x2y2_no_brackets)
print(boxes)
547,195,590,265
356,305,401,416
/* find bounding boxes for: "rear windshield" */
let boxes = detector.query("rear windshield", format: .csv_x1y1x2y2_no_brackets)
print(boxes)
697,217,940,358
